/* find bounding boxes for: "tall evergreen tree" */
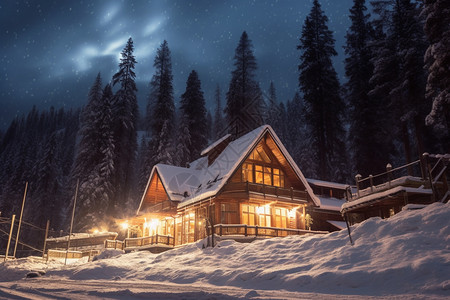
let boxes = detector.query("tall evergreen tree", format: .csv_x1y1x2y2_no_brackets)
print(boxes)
423,0,450,150
371,0,431,164
146,40,175,165
175,114,191,167
345,0,390,176
266,81,278,127
225,31,265,138
179,70,208,161
298,0,348,182
213,85,225,140
111,37,139,216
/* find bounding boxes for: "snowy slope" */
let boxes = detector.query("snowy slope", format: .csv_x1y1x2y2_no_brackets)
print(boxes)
1,202,449,299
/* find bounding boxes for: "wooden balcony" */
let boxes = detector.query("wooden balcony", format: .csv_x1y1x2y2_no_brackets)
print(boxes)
222,182,308,202
105,234,175,253
213,223,327,239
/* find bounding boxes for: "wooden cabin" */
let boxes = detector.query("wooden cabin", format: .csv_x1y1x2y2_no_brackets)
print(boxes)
121,125,332,251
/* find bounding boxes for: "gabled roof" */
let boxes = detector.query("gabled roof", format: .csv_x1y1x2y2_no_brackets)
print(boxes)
137,125,320,214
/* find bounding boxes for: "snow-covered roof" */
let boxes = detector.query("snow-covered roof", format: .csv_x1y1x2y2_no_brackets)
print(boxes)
341,186,433,213
307,178,350,190
315,196,345,212
137,125,320,212
326,220,346,230
200,133,231,156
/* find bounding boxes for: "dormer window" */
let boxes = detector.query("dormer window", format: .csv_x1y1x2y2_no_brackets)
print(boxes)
242,162,285,187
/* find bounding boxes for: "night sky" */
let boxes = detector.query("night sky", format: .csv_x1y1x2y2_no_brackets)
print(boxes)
0,0,353,130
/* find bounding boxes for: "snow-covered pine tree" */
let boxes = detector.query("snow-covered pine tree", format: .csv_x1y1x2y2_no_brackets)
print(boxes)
423,0,450,150
298,0,348,182
111,37,139,216
371,0,432,164
175,114,191,167
225,31,265,139
266,81,278,128
179,70,208,162
345,0,390,176
213,85,225,140
146,40,175,166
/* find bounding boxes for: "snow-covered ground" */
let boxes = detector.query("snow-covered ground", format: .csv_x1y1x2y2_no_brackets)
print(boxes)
1,202,449,299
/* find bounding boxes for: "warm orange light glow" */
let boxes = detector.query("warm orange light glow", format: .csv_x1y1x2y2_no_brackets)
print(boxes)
121,221,129,230
93,229,99,234
288,209,297,218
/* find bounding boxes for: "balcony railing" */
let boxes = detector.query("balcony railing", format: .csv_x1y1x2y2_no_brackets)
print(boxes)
105,235,175,251
222,182,308,201
213,223,327,238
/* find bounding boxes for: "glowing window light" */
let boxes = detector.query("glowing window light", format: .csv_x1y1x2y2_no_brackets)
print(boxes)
288,209,297,219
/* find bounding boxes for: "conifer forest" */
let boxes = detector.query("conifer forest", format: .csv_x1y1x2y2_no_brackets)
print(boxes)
0,0,448,255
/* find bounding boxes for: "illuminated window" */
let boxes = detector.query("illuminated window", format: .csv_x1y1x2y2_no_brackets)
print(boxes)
274,208,288,228
264,167,272,185
242,204,256,226
258,205,271,227
272,168,285,187
255,165,264,184
242,163,253,182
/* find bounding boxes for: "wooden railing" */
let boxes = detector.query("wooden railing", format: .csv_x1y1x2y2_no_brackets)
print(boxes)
47,249,100,261
222,182,308,201
213,224,327,238
349,160,427,201
121,234,175,249
104,239,124,250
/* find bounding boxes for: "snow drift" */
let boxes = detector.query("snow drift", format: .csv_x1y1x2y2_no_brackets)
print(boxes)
1,202,449,298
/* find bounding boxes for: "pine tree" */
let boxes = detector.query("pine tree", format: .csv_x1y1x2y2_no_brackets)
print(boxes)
175,114,191,167
225,31,265,138
147,40,175,166
213,85,225,140
345,0,390,176
423,0,450,149
371,0,431,164
111,37,139,216
298,0,348,182
179,70,208,161
266,81,278,127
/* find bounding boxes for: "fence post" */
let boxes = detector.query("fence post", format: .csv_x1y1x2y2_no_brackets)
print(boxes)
421,153,429,180
386,163,393,188
244,225,247,237
219,225,223,236
355,174,362,197
156,233,159,244
255,225,258,237
369,175,374,192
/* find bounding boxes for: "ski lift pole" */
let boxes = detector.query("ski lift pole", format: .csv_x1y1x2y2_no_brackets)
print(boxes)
65,179,79,265
4,215,16,261
13,182,28,258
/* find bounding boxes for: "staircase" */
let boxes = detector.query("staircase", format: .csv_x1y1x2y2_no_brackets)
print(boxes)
425,153,450,203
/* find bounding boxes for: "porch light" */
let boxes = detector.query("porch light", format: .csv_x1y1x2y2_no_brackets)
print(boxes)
288,208,297,219
93,228,99,234
120,221,129,230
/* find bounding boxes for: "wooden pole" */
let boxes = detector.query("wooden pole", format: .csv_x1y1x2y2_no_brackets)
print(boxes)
4,215,16,261
65,179,79,265
344,213,354,246
13,182,28,258
42,220,50,259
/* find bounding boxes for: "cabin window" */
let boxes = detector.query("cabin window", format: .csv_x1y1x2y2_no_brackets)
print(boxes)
274,208,288,228
258,205,272,227
175,217,182,245
221,203,238,224
242,163,253,183
255,165,264,184
273,168,285,187
183,213,195,243
242,204,257,226
243,164,285,188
